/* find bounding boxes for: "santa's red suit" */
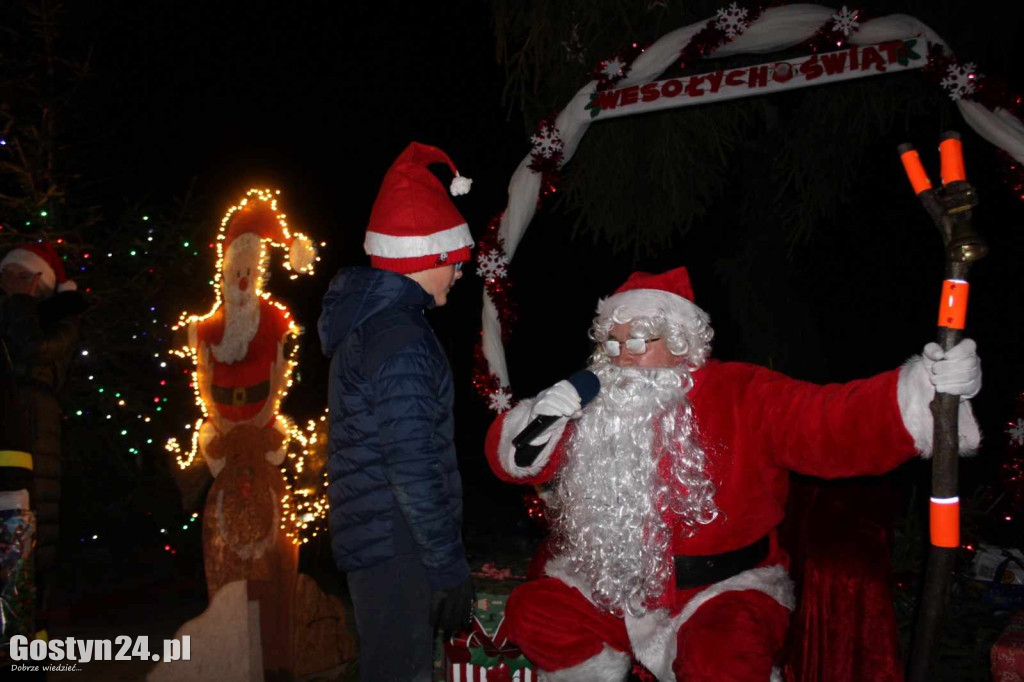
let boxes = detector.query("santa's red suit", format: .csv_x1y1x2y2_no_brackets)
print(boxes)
486,356,979,681
196,298,291,426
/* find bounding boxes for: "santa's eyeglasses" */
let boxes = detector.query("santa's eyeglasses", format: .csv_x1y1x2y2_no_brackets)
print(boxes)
603,337,662,357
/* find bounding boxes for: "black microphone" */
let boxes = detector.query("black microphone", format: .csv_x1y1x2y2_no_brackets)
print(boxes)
512,370,601,466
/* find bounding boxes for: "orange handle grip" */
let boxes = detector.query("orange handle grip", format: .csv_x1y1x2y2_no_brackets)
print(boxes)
940,136,966,185
900,148,933,195
929,497,960,548
937,279,969,330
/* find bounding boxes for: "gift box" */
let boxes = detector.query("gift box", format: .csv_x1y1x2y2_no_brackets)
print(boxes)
992,610,1024,682
439,591,535,682
965,545,1024,611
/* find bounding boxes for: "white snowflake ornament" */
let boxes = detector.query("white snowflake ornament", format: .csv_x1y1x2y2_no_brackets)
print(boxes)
1010,418,1024,446
716,2,750,40
601,56,626,79
489,389,513,413
831,6,860,36
941,62,980,101
476,249,509,281
531,126,564,160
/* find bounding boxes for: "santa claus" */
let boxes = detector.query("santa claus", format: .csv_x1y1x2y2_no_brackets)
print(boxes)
485,267,982,681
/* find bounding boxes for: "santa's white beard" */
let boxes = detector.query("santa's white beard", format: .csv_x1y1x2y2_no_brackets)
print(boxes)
553,364,719,617
210,291,260,364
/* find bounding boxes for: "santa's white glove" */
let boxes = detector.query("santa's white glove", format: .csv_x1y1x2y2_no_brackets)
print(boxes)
922,338,981,401
526,380,583,446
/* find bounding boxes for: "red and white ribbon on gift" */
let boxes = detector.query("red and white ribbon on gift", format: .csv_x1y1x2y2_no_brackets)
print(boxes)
476,3,1024,412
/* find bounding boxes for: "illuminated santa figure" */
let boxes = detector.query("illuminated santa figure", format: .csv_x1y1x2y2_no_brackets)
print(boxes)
184,189,317,473
171,189,317,680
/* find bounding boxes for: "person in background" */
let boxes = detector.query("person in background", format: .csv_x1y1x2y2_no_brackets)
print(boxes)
0,241,85,642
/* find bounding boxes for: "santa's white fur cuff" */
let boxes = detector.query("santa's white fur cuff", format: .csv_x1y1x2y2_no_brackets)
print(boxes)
496,399,568,478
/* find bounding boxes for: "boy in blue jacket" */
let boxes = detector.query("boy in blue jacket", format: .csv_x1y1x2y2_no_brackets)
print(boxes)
319,142,475,682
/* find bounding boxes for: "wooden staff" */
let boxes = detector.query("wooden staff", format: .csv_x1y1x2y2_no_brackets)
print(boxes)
900,131,988,682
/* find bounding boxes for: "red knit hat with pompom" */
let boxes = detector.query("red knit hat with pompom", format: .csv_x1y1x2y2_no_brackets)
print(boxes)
363,142,474,274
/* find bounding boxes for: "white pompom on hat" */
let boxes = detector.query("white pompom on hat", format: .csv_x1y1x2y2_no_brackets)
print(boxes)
0,241,76,294
363,142,474,274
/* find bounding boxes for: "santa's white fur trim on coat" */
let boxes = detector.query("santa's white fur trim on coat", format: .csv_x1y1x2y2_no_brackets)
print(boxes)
363,223,473,259
897,355,981,457
496,398,568,479
597,288,708,327
543,554,597,601
625,564,795,681
537,645,631,682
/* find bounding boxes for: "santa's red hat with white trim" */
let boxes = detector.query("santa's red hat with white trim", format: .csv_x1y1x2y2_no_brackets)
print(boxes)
222,193,317,273
597,267,707,325
0,241,76,295
363,142,474,274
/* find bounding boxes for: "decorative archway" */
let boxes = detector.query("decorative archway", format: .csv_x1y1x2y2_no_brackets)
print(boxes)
474,3,1024,411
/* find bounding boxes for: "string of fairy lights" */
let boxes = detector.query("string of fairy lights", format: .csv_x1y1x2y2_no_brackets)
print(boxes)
164,189,330,546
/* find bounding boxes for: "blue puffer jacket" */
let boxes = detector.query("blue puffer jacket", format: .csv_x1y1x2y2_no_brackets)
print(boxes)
318,266,469,589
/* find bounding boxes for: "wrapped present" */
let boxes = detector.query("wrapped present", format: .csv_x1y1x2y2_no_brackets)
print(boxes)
965,545,1024,611
443,594,535,682
992,610,1024,682
971,545,1024,585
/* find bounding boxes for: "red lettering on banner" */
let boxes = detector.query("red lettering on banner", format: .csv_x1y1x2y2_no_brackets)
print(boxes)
801,54,823,80
879,40,902,64
748,65,769,88
850,46,859,70
705,70,725,93
661,79,684,97
596,89,622,111
821,51,848,75
620,85,640,106
861,46,886,72
641,83,660,102
772,63,794,83
685,75,706,97
725,69,746,86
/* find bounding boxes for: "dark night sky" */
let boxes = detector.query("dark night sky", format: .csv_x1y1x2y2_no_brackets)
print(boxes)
40,1,1024,527
70,1,522,239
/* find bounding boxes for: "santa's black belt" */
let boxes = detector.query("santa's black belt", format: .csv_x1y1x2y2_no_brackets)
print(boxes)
211,380,270,407
674,535,770,590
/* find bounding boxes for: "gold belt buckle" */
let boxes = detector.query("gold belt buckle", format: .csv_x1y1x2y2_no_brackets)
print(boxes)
232,387,247,406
